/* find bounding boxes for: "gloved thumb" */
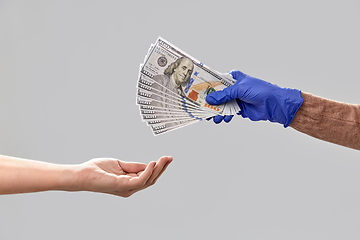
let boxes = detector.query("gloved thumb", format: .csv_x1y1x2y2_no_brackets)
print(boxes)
205,85,235,105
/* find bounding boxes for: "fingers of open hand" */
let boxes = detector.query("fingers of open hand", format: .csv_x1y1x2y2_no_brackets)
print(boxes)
128,161,156,190
114,156,173,197
119,161,147,174
147,156,173,185
128,156,173,194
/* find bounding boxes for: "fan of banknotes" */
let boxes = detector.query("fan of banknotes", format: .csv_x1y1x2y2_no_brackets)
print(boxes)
136,37,240,135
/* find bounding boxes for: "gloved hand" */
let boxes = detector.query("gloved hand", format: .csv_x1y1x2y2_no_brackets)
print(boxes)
206,70,303,127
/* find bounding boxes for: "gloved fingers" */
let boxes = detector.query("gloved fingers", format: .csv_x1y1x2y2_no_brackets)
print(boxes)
213,115,234,124
213,115,225,124
228,70,247,81
223,115,234,123
207,115,234,124
206,70,248,106
206,85,234,105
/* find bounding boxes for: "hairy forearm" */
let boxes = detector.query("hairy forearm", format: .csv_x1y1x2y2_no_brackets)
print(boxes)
0,155,80,194
290,92,360,150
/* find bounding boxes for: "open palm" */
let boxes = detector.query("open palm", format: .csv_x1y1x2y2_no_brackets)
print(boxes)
79,156,173,197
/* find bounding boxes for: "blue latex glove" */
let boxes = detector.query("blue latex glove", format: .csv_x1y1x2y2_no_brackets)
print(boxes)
206,70,303,127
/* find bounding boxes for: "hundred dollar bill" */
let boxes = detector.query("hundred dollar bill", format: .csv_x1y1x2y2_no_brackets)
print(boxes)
136,96,209,118
140,108,211,120
137,73,203,110
136,87,214,115
151,119,200,136
139,40,239,113
138,104,188,114
140,37,234,115
137,88,204,113
141,110,207,122
136,70,216,120
138,72,239,117
137,37,240,135
141,112,207,123
146,117,199,126
137,96,209,122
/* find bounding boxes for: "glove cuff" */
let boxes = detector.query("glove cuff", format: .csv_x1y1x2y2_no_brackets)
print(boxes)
283,89,303,128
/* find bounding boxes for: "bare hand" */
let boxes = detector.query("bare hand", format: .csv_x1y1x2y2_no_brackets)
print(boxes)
77,156,173,197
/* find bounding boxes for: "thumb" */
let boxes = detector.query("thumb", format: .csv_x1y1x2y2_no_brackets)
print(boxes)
206,85,236,105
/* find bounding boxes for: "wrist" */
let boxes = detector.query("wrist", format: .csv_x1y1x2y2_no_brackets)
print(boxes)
54,164,83,192
283,88,303,127
271,87,303,127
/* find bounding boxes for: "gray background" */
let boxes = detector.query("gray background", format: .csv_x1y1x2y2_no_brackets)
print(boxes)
0,0,359,239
